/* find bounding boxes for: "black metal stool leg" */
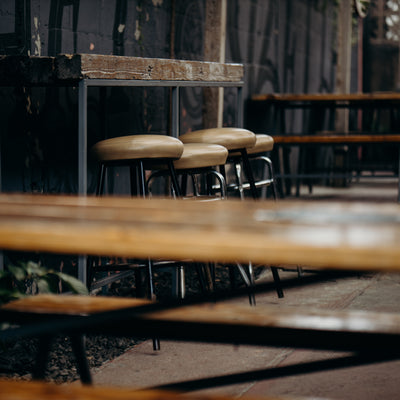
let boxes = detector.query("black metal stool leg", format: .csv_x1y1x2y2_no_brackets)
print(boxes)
70,334,92,384
138,161,147,198
240,149,258,199
235,262,256,306
33,335,53,380
167,160,182,197
96,164,106,196
146,259,160,351
271,267,284,298
194,263,208,293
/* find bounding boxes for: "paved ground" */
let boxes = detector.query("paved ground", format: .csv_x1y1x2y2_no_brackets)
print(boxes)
89,178,400,399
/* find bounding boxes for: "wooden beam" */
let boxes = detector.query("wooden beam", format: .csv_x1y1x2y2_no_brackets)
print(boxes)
0,54,243,85
203,0,227,128
335,1,353,133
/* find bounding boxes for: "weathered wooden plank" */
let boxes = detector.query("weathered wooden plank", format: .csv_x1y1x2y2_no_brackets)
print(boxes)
273,134,400,144
56,54,244,82
0,194,399,271
4,294,400,352
252,92,400,103
0,294,150,316
203,0,227,128
0,379,308,400
0,54,243,85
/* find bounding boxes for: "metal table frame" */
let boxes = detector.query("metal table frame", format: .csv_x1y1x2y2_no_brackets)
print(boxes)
77,79,244,282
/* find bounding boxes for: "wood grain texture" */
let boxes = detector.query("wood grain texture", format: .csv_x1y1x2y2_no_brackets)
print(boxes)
1,294,150,315
3,294,400,353
0,379,296,400
0,194,399,272
0,54,243,85
56,54,243,82
273,134,400,144
252,92,400,103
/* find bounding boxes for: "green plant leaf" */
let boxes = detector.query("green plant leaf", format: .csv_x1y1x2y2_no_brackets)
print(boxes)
7,265,27,281
25,261,47,277
36,278,52,293
55,272,89,295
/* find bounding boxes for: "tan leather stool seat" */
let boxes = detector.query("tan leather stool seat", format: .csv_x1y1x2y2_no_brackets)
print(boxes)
180,128,256,151
174,143,228,170
91,134,184,162
242,134,274,156
250,134,274,153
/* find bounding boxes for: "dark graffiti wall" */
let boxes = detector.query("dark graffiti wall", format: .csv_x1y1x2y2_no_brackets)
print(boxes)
0,0,338,194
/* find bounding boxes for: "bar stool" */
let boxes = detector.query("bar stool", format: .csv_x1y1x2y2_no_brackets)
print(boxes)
90,134,184,350
227,133,282,297
149,143,228,199
90,136,228,300
179,128,258,199
147,142,229,298
90,133,184,288
180,128,283,302
91,134,183,198
229,134,278,200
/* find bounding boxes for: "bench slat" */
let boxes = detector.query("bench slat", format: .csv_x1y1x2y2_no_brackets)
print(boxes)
252,92,400,103
0,379,304,400
273,134,400,144
2,295,400,353
0,194,399,271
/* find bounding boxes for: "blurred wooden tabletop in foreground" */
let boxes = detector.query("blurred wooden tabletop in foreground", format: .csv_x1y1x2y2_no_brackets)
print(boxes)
0,193,398,272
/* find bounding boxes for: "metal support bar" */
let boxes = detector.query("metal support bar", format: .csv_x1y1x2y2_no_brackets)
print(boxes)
171,86,180,138
78,80,88,195
78,80,88,284
237,86,243,127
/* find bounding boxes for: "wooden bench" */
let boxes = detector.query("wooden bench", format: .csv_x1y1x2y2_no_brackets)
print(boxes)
273,133,400,145
0,379,322,400
272,133,400,200
0,194,400,390
1,293,400,387
248,92,400,199
0,193,400,271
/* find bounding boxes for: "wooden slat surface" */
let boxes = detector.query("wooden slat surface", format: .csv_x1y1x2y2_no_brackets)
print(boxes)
0,54,243,85
273,134,400,144
0,194,399,272
0,294,150,315
252,92,400,103
2,294,400,354
0,379,301,400
4,294,399,335
57,54,244,82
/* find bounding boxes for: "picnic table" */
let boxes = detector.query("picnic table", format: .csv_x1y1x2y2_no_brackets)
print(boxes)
248,92,400,198
0,193,400,391
0,193,399,271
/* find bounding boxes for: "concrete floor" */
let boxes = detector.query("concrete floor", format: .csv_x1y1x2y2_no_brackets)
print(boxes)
89,178,400,399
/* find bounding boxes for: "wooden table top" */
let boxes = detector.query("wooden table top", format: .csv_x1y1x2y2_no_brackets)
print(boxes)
0,379,309,400
273,133,400,144
0,193,399,272
251,92,400,104
0,54,243,85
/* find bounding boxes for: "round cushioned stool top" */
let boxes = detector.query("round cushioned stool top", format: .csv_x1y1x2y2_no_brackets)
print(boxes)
230,134,274,157
173,143,228,170
180,128,256,151
91,135,184,162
